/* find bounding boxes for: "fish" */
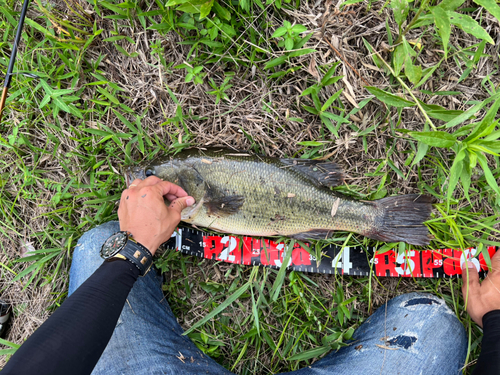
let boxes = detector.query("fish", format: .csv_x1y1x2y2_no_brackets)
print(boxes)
125,148,433,245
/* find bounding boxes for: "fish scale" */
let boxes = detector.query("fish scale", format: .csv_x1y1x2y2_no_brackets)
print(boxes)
188,157,359,237
126,148,433,245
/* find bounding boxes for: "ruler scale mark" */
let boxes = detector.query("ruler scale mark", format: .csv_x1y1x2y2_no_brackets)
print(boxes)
165,227,495,279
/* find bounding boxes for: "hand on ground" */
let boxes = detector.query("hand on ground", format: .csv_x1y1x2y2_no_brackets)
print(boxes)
462,250,500,327
118,176,194,255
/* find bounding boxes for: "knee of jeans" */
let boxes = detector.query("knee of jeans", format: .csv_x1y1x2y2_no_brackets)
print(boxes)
75,221,120,254
393,292,448,311
352,292,466,357
385,334,418,349
390,292,458,325
387,293,463,346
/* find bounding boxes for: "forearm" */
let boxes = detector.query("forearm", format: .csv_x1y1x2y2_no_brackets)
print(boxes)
2,260,140,375
472,310,500,375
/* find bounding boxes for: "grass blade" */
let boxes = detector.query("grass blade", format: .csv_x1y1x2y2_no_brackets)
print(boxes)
183,267,258,335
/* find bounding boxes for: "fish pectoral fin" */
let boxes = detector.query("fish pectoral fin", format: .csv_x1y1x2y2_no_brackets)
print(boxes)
280,158,344,188
290,229,334,241
205,195,245,217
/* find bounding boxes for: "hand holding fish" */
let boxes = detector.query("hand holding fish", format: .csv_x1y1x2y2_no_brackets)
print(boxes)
118,176,195,255
462,250,500,327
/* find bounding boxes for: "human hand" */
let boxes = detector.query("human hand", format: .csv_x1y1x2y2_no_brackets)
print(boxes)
461,251,500,327
118,176,194,255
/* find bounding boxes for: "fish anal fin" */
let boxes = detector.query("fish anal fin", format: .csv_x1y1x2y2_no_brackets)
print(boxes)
280,158,344,187
290,229,334,241
205,195,245,217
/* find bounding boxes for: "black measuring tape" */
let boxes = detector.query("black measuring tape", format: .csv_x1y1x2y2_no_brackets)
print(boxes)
163,227,497,278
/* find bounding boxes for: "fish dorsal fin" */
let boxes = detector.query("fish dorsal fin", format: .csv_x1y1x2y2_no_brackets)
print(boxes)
279,158,345,187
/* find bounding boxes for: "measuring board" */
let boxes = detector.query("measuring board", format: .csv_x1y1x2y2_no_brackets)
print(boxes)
163,227,497,278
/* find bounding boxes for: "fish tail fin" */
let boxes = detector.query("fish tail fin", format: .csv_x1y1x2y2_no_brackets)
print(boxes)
368,194,433,246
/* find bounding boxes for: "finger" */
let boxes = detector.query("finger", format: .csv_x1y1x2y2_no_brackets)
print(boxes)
135,176,162,188
462,261,481,301
166,194,178,202
488,249,500,275
155,181,189,199
168,196,195,215
128,178,143,188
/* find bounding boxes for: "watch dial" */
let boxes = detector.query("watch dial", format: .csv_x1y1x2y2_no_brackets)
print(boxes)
102,233,127,258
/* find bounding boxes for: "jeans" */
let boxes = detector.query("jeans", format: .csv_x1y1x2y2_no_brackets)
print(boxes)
69,221,468,375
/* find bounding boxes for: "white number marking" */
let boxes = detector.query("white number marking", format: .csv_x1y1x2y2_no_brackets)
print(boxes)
220,236,237,262
460,248,480,271
395,251,415,276
331,247,352,274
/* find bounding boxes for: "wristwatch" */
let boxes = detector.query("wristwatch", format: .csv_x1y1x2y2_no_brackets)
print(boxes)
100,231,153,276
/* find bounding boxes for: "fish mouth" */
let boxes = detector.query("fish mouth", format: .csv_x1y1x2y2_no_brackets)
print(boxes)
124,166,146,187
125,170,130,187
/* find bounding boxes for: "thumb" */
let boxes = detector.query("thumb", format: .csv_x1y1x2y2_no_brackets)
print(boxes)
169,196,195,215
489,249,500,275
462,261,480,302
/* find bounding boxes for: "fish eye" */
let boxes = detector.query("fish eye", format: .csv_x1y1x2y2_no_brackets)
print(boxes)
145,168,154,177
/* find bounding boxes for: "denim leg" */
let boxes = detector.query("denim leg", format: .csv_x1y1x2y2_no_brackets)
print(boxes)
69,221,234,375
281,292,467,375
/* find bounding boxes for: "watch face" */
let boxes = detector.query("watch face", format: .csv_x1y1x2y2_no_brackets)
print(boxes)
101,233,127,259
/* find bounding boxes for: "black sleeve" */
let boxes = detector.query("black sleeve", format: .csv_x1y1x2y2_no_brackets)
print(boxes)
471,310,500,375
2,260,140,375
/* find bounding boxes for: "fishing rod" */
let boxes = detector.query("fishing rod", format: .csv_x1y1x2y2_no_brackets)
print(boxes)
0,0,31,124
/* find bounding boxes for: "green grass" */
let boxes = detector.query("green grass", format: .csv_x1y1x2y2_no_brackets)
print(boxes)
1,0,500,373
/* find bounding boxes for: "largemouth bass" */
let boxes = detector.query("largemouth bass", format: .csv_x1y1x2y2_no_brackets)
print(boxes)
125,148,432,245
